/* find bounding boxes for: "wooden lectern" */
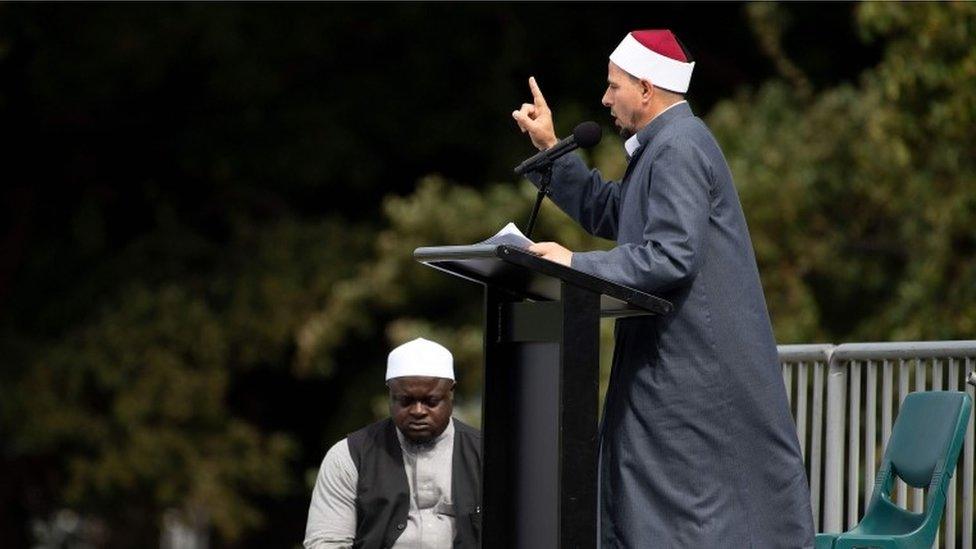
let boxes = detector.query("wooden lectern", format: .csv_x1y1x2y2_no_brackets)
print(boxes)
414,244,671,549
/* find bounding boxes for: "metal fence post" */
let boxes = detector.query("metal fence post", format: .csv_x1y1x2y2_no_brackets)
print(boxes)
823,355,847,533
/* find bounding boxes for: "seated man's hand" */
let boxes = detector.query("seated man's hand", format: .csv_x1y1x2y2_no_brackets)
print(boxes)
528,241,573,267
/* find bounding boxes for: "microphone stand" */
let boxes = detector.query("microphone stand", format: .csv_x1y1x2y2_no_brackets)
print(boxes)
524,163,553,239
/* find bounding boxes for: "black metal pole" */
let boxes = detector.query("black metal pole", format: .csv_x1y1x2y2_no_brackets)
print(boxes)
524,163,553,239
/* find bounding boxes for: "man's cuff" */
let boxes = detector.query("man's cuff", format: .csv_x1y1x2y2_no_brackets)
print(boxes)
569,250,606,276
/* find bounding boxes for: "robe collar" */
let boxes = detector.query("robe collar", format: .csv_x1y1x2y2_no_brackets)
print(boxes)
623,100,692,160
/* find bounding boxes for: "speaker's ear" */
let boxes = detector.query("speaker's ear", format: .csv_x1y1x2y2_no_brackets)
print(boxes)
640,79,655,102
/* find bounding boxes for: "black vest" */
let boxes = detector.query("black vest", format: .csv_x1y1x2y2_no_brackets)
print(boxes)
347,417,482,549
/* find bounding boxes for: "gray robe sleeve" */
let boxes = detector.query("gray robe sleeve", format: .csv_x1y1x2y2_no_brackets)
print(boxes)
527,153,621,240
570,139,712,293
304,439,357,549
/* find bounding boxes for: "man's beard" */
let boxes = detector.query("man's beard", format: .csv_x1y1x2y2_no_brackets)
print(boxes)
613,113,635,139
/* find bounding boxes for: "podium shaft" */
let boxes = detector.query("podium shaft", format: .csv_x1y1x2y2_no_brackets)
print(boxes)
481,282,600,549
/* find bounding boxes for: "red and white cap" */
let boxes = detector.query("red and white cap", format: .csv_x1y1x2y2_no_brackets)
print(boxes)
609,29,695,94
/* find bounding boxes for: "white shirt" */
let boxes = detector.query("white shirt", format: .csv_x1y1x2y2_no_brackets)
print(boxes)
304,420,457,549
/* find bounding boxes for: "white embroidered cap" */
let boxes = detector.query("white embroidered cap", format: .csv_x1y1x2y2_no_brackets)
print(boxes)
385,337,455,381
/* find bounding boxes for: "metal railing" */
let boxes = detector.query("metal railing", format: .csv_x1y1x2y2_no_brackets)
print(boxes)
779,341,976,548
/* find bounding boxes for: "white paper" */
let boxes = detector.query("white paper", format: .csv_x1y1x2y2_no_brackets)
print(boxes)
478,222,534,248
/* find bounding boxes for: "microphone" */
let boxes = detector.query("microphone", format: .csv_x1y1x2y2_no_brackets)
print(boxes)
514,121,602,176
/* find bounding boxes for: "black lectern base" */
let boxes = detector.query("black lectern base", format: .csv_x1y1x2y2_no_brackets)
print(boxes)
414,244,671,549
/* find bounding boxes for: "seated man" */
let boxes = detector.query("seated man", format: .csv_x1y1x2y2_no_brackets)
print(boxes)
304,338,482,549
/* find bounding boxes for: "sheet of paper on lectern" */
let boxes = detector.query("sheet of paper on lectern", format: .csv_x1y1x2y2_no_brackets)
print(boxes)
478,222,534,248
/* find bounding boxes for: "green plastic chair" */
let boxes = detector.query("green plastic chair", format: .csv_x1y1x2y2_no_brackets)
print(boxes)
815,391,972,549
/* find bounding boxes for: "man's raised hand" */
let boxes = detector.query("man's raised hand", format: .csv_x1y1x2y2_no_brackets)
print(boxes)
512,76,558,151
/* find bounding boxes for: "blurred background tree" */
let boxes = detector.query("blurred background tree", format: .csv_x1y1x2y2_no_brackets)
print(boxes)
712,2,976,343
0,2,972,547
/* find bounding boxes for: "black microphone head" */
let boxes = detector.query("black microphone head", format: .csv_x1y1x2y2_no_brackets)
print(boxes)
573,121,602,149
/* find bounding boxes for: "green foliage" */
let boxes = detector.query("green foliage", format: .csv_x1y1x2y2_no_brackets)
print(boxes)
15,284,291,540
709,2,976,342
3,218,370,543
296,141,625,426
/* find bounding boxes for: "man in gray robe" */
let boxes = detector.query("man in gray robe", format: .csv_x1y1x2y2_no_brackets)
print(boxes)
512,29,814,547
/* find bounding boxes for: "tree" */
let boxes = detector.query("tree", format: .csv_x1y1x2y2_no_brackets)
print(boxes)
3,218,372,544
710,2,976,342
295,136,627,428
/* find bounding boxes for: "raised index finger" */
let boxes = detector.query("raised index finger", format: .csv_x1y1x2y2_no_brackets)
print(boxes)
529,76,548,109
